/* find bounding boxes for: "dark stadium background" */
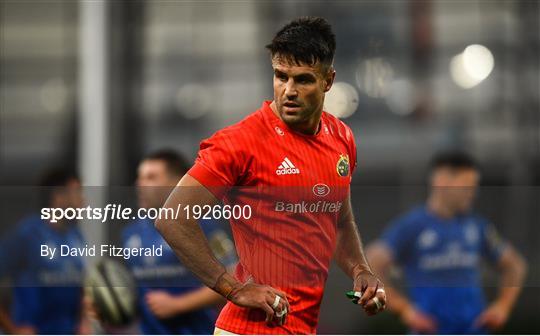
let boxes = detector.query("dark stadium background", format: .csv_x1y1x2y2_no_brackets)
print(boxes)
1,0,539,334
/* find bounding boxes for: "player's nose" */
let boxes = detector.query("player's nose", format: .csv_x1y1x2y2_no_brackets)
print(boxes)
284,80,298,98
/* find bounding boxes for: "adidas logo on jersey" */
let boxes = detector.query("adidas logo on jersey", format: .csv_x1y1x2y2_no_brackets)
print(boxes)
276,157,300,175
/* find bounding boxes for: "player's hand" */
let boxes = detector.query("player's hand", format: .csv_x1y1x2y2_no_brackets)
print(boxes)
146,290,183,319
401,305,437,334
228,283,290,326
78,296,94,334
82,294,98,320
474,301,510,330
353,270,387,315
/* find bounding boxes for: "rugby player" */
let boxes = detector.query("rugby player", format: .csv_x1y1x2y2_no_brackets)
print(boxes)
0,169,87,334
156,17,386,334
367,151,528,334
122,150,236,334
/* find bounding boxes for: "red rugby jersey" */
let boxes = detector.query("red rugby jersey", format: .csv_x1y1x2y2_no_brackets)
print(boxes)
188,101,357,334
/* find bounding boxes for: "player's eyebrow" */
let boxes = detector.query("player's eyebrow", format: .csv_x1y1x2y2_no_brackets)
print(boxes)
274,69,317,82
294,73,316,82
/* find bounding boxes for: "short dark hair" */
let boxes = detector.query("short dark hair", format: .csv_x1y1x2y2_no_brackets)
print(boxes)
430,150,477,171
144,149,190,178
39,167,79,207
266,16,336,69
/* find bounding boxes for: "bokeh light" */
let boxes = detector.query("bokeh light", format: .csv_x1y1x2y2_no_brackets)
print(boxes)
174,84,213,119
355,58,394,98
450,44,494,89
385,79,416,116
324,82,359,119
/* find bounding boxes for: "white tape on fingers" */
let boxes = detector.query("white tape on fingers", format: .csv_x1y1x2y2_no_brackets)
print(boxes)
276,308,287,318
272,295,281,309
376,288,386,294
354,291,363,298
372,297,382,310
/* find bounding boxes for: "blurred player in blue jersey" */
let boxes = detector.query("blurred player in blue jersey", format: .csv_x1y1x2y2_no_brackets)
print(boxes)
0,168,87,334
122,149,236,334
367,151,527,334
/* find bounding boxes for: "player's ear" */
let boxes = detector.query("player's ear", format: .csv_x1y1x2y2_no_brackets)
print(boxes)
324,67,336,92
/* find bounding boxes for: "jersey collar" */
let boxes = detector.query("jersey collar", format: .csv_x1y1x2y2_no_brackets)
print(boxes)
261,100,326,139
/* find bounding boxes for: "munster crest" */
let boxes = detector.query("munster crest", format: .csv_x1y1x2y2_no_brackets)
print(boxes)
336,154,350,177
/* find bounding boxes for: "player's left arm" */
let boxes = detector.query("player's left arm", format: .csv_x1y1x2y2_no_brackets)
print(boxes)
334,192,386,316
475,244,528,330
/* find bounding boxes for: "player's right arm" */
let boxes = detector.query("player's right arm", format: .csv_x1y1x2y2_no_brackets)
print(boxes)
155,173,290,325
367,242,437,333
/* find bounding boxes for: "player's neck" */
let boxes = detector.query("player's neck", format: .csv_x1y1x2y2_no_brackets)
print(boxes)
270,101,321,135
427,196,457,219
298,117,322,136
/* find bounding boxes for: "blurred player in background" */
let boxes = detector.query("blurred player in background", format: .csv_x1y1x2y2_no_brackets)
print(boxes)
121,149,236,334
367,151,528,334
0,168,88,334
156,17,386,335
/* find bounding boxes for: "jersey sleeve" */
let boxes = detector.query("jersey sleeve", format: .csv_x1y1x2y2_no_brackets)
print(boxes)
188,129,247,199
380,215,418,264
480,220,508,264
344,124,358,176
200,218,237,269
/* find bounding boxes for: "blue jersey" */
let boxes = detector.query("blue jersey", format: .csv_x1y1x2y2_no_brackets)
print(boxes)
381,206,507,334
122,218,236,335
0,215,85,334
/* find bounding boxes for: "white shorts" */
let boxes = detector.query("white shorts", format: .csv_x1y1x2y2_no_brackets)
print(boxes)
214,327,240,335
